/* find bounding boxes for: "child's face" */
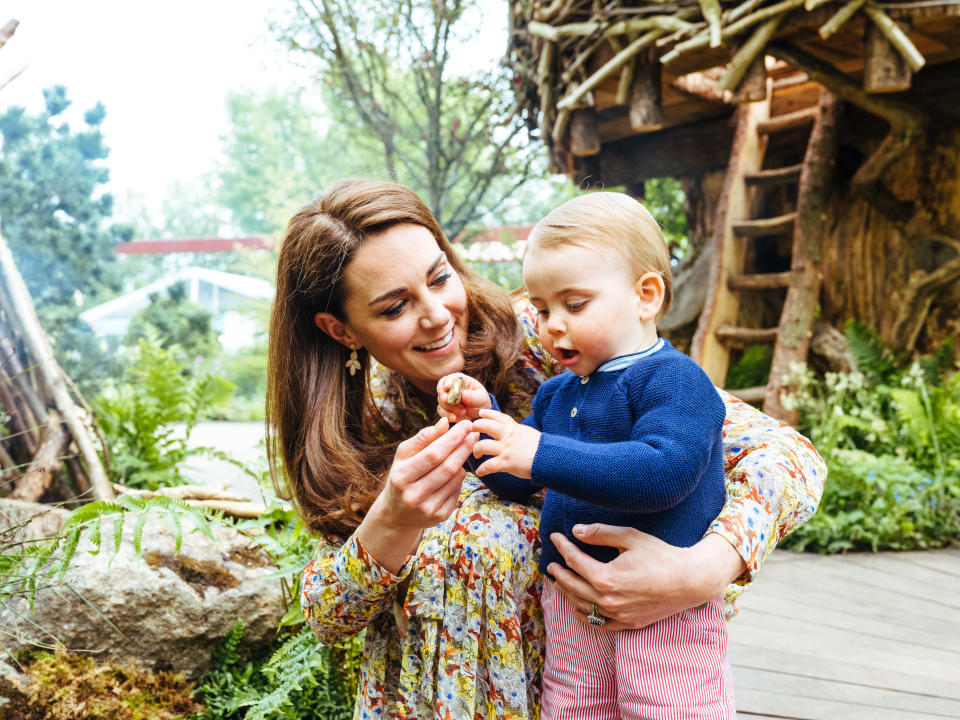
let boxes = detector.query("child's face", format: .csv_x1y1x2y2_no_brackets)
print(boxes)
523,242,661,376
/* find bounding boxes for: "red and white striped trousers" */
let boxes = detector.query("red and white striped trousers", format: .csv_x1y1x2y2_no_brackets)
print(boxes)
541,579,735,720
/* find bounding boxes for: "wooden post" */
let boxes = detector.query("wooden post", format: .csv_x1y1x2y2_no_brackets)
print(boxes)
0,228,113,501
764,91,842,423
570,107,601,156
629,61,663,132
734,56,768,103
864,18,912,93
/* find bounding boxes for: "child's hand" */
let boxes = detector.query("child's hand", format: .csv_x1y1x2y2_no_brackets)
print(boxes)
436,373,491,422
471,409,540,479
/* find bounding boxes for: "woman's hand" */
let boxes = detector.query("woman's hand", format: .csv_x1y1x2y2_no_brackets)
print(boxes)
436,373,491,422
471,408,540,479
358,417,478,573
547,525,746,630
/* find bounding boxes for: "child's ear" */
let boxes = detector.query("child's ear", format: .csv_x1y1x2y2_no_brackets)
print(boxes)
314,312,359,348
634,272,665,322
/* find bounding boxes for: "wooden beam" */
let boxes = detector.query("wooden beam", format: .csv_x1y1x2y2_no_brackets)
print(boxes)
764,91,842,423
864,17,912,93
715,326,779,344
0,19,18,51
570,107,601,156
0,230,113,501
690,101,769,385
574,113,736,187
733,212,798,236
734,55,768,104
728,271,792,290
756,106,818,134
745,164,803,186
629,61,664,132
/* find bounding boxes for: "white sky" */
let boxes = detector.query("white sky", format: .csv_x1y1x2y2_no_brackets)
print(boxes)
1,1,508,225
2,0,301,219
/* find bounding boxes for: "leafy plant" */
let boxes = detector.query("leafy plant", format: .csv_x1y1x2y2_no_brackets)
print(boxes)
94,337,234,489
725,345,772,390
780,327,960,553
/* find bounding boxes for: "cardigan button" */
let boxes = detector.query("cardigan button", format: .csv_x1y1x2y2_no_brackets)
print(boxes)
570,407,578,417
580,376,588,384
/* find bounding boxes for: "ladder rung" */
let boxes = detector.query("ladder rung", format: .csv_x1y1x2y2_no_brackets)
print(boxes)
772,73,810,91
733,212,797,237
728,272,792,291
757,107,818,135
745,164,803,186
728,385,766,403
715,326,779,344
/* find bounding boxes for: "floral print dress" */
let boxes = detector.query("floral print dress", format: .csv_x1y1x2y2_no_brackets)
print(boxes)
301,299,826,720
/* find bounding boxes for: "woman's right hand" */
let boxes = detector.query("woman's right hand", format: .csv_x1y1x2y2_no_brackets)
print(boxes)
358,417,478,572
436,373,491,422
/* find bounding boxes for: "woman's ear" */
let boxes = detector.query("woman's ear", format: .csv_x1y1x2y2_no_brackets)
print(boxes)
314,312,359,348
634,272,665,322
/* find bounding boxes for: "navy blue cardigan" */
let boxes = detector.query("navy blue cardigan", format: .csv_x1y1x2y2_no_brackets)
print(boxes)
474,339,726,577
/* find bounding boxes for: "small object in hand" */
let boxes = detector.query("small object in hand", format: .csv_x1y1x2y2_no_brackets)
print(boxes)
587,602,606,627
447,376,465,405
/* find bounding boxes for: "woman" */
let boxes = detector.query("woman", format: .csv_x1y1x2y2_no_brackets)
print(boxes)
267,179,825,720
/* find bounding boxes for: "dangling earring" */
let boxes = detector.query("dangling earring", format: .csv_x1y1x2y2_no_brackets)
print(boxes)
345,344,362,376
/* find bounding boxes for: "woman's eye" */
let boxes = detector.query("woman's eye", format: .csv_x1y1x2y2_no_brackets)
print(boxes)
432,272,450,287
382,300,406,317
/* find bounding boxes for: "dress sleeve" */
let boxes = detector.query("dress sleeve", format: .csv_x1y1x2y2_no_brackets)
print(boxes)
300,530,416,644
709,389,826,585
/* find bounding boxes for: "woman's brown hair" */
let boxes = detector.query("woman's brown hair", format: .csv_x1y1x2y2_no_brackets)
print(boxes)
266,179,523,538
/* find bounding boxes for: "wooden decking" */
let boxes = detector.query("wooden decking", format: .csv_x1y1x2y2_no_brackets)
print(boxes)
730,548,960,719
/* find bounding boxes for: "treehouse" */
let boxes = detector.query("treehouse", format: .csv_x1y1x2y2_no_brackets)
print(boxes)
507,2,960,420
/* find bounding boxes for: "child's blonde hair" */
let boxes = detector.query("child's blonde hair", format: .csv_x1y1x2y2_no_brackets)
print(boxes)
527,192,673,322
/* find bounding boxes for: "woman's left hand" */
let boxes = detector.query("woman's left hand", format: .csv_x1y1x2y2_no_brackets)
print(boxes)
547,525,745,630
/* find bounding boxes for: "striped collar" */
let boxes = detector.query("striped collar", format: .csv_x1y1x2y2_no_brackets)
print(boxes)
596,338,665,373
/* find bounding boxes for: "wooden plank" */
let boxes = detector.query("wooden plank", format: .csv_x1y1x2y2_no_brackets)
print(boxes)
689,101,768,385
733,667,960,717
731,611,960,680
735,592,960,652
745,164,804,186
716,326,779,344
736,686,950,720
742,574,960,639
733,212,798,236
757,106,819,134
837,552,960,595
727,385,766,403
728,271,793,289
729,644,960,700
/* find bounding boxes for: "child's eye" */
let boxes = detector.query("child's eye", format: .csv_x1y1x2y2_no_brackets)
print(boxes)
566,300,587,312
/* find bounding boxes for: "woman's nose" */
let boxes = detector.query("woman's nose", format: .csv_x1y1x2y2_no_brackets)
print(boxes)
420,296,450,328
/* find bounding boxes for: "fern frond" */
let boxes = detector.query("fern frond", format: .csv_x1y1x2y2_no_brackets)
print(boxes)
844,320,900,383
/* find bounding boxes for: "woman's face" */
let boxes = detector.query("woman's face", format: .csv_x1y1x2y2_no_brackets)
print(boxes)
339,223,469,394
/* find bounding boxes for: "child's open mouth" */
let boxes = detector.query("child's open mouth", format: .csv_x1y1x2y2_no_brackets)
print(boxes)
556,347,580,365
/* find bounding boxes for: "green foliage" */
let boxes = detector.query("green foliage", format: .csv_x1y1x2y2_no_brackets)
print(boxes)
273,0,545,239
219,342,268,421
0,86,134,395
780,333,960,553
94,338,234,489
125,281,221,364
191,624,361,720
643,178,689,260
724,345,772,390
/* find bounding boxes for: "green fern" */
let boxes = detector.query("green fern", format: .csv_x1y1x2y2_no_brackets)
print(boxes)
844,320,901,383
94,337,234,490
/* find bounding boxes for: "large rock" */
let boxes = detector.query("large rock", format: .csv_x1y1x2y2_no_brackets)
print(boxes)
0,513,286,677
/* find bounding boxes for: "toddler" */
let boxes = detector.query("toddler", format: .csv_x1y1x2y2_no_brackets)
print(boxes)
437,192,734,720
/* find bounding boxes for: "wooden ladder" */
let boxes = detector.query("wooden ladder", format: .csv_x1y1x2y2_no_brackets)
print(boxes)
691,76,840,422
